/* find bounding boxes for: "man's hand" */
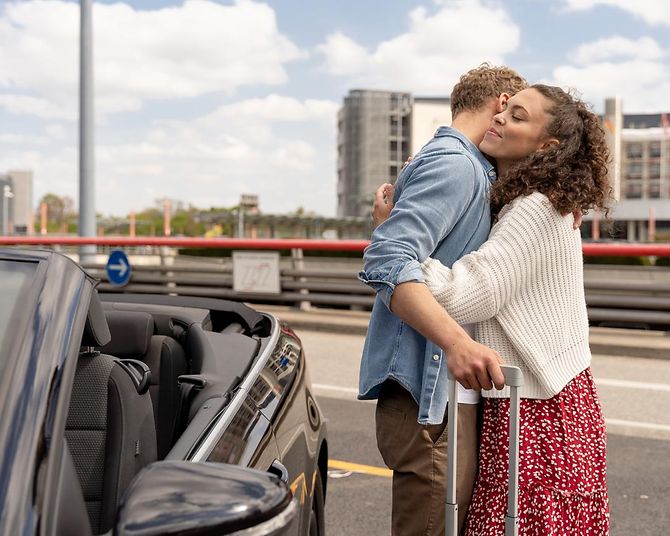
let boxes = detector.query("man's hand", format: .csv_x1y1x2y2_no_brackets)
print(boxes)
446,333,505,391
390,282,506,391
371,183,395,228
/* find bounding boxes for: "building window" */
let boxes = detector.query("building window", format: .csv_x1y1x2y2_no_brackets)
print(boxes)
625,162,643,177
626,144,643,159
649,163,661,179
649,143,662,158
648,181,661,199
625,182,642,199
390,141,398,153
390,166,398,180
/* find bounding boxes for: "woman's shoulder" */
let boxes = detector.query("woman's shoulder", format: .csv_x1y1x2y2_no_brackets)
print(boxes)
497,192,556,220
512,191,554,209
494,192,573,240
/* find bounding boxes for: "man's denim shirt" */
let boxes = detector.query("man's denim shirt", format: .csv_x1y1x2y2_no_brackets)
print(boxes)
358,126,495,425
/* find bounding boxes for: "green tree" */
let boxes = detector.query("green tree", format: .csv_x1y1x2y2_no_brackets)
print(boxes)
37,193,77,233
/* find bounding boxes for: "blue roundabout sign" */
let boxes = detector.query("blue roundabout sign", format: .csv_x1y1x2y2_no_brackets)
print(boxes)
106,249,132,287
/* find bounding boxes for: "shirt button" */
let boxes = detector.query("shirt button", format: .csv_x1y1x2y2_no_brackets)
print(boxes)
432,354,440,361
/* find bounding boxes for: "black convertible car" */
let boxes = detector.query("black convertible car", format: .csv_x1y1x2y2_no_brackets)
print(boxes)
0,248,328,535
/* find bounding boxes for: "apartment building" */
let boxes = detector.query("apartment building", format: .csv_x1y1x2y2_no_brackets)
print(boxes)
337,90,452,218
594,98,670,240
0,170,33,235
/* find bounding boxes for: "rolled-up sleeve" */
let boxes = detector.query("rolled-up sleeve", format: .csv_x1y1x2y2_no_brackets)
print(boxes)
358,152,476,308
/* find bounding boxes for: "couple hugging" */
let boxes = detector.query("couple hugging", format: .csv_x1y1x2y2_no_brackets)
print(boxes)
359,64,610,535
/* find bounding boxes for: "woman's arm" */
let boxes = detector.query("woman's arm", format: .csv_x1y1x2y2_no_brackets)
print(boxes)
421,193,569,324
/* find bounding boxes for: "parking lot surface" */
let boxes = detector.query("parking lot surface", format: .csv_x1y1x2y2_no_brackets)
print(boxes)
301,329,670,535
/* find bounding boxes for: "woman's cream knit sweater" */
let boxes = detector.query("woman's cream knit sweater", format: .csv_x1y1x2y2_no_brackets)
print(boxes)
421,192,591,400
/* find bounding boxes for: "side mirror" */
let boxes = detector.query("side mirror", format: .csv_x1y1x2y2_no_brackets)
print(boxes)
115,461,297,536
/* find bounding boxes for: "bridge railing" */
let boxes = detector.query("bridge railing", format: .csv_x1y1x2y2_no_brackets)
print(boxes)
2,235,670,256
2,237,670,330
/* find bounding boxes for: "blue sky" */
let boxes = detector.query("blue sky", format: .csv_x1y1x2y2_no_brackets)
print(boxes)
0,0,669,217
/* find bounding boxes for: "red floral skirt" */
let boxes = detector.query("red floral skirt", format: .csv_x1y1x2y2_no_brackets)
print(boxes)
465,368,609,535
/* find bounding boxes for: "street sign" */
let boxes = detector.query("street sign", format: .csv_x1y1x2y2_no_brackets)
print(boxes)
106,249,131,287
232,251,280,294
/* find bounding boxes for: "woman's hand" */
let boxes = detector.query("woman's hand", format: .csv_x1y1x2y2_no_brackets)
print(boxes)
371,183,395,228
572,209,583,229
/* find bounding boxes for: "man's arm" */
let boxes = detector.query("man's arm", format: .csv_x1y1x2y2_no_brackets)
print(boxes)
390,283,504,391
362,157,504,391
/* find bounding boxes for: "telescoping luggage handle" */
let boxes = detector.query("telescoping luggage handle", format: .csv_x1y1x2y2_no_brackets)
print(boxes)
445,365,524,536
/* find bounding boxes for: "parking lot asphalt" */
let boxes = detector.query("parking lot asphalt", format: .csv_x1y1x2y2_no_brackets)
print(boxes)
318,395,670,536
293,322,670,536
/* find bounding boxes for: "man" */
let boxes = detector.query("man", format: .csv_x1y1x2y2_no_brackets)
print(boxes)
358,64,528,535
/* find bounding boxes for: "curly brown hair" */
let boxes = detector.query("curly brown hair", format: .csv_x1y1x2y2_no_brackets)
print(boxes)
489,84,613,217
451,63,528,118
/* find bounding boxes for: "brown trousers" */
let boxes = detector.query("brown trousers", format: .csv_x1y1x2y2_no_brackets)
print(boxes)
376,380,479,536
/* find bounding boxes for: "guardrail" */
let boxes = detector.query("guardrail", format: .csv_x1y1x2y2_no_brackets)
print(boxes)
2,235,670,256
2,237,670,330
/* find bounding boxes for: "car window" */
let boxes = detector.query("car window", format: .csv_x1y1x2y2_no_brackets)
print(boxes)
0,260,37,356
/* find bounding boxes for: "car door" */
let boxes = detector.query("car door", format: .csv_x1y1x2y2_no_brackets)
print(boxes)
0,250,96,536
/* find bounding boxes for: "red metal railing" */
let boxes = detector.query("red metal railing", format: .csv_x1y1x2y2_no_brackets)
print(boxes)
0,236,670,256
0,236,369,251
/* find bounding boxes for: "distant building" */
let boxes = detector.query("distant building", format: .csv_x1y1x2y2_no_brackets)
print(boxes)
411,97,452,156
590,99,670,241
337,90,411,217
337,90,452,217
337,89,669,240
0,170,33,235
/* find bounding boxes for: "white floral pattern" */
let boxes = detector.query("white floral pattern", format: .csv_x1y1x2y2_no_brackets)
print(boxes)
465,368,609,535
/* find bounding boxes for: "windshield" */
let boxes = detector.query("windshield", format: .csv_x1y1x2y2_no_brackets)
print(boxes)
0,260,37,357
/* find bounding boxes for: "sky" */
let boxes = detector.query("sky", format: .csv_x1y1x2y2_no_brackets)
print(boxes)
0,0,669,217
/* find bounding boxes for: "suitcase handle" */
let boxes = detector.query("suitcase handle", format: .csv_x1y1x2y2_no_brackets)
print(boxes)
445,365,524,536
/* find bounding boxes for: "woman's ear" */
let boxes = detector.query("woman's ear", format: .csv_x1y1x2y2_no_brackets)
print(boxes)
538,138,560,151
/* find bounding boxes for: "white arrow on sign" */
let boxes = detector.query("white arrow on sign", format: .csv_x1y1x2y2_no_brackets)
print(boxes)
108,258,129,278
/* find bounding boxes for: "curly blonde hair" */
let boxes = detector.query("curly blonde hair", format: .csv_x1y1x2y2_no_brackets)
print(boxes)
489,84,613,217
451,63,528,118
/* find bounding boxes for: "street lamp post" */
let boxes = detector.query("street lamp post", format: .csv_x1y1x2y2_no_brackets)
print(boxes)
79,0,96,265
2,185,14,236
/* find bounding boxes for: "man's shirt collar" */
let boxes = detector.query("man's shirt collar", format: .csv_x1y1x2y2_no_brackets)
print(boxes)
434,126,496,182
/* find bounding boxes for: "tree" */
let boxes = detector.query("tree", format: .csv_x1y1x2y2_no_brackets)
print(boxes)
38,193,77,233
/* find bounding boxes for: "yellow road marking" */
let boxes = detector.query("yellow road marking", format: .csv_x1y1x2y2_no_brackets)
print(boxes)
290,471,316,505
328,459,392,478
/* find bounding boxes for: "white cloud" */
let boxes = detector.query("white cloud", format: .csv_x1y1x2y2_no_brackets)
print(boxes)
0,0,305,119
205,94,338,124
548,36,670,112
0,145,77,202
2,95,339,216
0,133,47,145
316,33,372,76
571,36,665,65
316,0,521,94
0,94,74,120
45,124,68,141
562,0,670,26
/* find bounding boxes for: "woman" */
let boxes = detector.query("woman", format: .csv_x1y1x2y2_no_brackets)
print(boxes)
374,84,611,534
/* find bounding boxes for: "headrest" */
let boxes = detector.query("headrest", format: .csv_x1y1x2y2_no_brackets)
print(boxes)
100,311,154,357
82,292,112,347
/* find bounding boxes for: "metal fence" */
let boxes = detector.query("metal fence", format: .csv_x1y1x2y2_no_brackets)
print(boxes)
3,237,670,330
